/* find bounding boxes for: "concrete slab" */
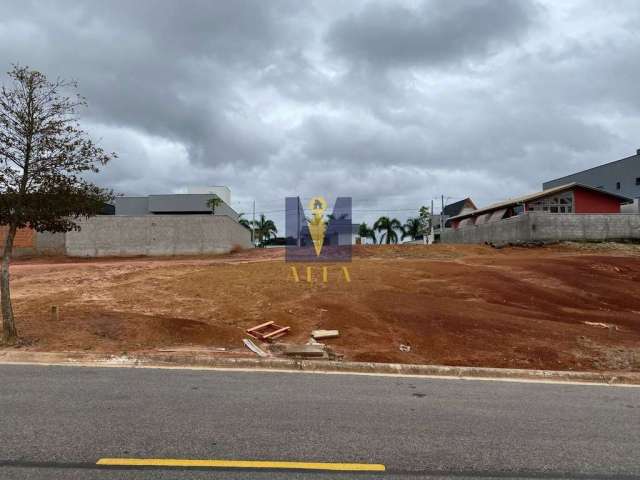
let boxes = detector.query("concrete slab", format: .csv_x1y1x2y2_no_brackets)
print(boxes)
311,330,339,340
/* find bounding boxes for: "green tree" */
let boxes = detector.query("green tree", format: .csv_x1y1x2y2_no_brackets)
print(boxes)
402,217,422,241
0,65,115,343
252,213,277,246
373,216,402,244
237,212,251,229
358,222,376,244
418,205,431,233
206,196,222,214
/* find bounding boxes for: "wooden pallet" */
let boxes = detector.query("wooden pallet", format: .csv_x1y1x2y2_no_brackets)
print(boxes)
246,321,291,341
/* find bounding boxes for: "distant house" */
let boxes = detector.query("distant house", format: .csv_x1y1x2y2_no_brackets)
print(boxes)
113,186,239,221
0,186,250,257
432,197,477,229
442,183,637,245
442,198,476,227
443,198,477,218
448,183,631,229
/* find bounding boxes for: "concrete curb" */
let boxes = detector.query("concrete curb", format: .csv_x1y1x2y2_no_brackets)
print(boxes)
1,350,639,385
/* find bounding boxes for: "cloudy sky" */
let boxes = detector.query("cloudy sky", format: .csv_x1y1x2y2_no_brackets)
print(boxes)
1,0,639,227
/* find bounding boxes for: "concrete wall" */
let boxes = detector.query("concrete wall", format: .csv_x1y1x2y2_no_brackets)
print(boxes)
34,231,66,255
531,213,640,243
65,215,252,257
442,214,533,245
442,212,640,245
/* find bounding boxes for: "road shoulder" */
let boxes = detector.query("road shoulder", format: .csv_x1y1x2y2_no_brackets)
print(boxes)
1,349,639,386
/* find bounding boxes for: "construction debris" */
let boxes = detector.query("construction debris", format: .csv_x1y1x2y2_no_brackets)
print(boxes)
243,338,269,357
311,329,339,340
268,342,343,361
584,321,618,330
246,321,291,341
399,344,411,352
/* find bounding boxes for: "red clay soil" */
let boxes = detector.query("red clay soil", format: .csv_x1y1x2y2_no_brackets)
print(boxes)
3,243,640,371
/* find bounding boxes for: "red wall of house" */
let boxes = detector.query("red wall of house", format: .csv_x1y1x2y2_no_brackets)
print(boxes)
573,188,621,213
0,226,35,248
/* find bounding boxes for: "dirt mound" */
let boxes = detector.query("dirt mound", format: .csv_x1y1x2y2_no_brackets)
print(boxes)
17,308,239,353
352,243,494,260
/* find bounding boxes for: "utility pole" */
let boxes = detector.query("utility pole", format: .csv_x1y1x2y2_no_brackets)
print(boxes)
297,197,301,247
252,200,255,246
431,198,435,244
441,195,445,235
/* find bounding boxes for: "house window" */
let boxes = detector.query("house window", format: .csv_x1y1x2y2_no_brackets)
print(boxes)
531,192,574,214
616,182,621,190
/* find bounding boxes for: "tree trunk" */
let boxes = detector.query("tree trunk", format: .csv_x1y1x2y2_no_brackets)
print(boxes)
1,224,17,344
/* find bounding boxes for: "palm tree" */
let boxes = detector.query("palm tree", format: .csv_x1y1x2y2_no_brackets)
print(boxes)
402,217,422,241
373,216,402,244
252,214,277,247
237,213,251,229
206,196,222,214
325,213,349,226
358,222,376,244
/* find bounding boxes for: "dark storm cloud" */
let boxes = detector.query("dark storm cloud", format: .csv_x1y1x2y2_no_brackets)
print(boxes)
0,0,639,226
0,0,300,167
296,103,610,175
327,0,539,69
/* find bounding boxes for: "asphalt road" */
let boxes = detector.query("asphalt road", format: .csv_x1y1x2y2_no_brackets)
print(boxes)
0,364,639,479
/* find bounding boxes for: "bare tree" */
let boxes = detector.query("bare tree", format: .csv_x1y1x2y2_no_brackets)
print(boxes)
0,65,115,344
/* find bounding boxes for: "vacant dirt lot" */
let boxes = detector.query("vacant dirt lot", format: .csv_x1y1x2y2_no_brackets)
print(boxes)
3,243,640,371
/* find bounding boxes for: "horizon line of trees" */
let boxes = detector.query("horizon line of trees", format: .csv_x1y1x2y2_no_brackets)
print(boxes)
239,205,431,248
237,213,278,247
358,206,431,245
235,209,429,247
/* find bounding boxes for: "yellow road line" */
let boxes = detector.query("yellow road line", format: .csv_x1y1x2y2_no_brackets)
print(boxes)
97,458,385,471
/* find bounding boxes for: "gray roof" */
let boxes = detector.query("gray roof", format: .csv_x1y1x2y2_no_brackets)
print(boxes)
442,198,476,217
114,193,239,219
544,150,640,186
